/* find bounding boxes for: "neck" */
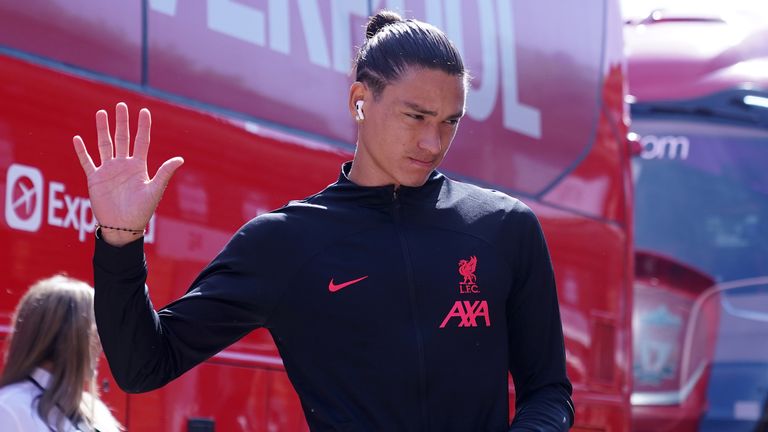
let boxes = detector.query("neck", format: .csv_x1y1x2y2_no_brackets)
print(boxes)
348,153,400,188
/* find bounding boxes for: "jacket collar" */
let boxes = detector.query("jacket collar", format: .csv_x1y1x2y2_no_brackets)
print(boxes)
29,368,91,431
30,367,52,389
330,161,445,208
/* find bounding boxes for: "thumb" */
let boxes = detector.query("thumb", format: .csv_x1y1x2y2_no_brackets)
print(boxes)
151,157,184,191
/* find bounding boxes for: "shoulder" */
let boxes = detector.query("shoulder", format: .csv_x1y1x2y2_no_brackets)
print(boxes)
227,200,325,250
0,382,42,431
0,380,36,407
237,187,335,234
436,178,545,261
440,177,537,223
213,194,340,268
231,181,366,248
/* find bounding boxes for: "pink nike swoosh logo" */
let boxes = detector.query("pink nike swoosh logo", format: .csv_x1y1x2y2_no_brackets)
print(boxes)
328,276,369,292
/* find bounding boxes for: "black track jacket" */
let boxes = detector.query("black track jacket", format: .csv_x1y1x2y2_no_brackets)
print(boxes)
94,163,574,431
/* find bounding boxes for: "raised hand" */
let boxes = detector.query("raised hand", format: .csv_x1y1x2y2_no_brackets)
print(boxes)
73,102,184,246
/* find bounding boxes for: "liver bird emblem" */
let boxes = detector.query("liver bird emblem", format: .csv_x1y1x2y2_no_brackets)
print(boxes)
458,256,477,284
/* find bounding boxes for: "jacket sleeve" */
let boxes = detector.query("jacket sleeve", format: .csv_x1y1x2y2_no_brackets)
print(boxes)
93,218,286,393
506,207,574,431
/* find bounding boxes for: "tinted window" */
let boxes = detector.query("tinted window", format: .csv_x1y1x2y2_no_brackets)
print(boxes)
632,120,768,282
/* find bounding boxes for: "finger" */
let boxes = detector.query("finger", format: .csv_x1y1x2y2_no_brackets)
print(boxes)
114,102,130,158
73,136,96,175
95,110,113,164
150,157,184,192
133,108,151,160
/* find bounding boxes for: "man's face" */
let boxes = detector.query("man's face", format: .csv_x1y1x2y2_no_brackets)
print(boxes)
350,67,466,188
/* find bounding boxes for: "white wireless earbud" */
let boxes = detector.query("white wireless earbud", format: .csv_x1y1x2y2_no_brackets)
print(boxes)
355,100,365,121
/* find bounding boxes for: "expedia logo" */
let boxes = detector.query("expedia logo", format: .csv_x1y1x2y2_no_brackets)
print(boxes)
5,164,43,232
4,163,155,243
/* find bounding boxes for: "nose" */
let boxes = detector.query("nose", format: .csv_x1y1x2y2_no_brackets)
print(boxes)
417,124,442,156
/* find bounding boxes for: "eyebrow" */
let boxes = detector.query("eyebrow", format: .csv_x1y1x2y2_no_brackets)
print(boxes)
403,101,465,120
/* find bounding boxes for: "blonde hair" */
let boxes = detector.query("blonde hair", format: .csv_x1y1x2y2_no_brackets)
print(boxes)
0,275,118,430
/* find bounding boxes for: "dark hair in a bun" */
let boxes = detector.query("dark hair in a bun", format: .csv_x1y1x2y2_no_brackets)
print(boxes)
354,10,465,97
365,10,403,39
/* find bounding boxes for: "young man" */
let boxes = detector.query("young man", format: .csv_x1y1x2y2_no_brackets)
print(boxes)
74,11,574,431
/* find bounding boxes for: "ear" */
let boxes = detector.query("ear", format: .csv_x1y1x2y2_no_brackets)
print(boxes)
348,81,368,121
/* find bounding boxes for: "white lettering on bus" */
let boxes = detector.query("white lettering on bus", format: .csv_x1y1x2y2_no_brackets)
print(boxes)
149,0,178,16
47,181,66,227
5,164,156,243
640,135,690,160
150,0,542,139
330,1,369,73
47,181,93,241
494,0,541,138
379,0,541,138
207,0,266,46
47,181,98,242
203,0,333,68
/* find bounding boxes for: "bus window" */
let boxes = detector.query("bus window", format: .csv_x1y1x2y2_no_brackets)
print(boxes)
632,120,768,283
623,1,768,430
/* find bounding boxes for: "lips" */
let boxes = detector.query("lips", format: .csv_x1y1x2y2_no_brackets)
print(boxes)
408,157,435,168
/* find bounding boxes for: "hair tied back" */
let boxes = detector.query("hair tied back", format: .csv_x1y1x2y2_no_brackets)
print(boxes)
365,10,404,40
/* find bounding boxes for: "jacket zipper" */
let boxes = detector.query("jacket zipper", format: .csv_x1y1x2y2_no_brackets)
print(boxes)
392,189,430,431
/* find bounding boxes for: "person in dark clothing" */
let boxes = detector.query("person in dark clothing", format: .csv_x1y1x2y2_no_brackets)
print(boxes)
73,10,574,432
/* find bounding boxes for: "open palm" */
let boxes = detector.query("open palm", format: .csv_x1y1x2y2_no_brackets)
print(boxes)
73,103,183,246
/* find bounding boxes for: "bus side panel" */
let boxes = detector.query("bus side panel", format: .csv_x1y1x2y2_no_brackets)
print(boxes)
0,0,633,430
531,204,629,432
0,54,347,429
126,362,272,432
0,1,142,82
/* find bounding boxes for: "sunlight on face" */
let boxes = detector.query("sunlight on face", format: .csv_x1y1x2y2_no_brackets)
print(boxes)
351,68,467,187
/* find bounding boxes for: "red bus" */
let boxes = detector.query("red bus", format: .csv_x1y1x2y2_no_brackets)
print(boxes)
1,1,632,431
624,2,768,430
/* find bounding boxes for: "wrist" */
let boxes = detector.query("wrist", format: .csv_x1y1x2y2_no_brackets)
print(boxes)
96,224,145,247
